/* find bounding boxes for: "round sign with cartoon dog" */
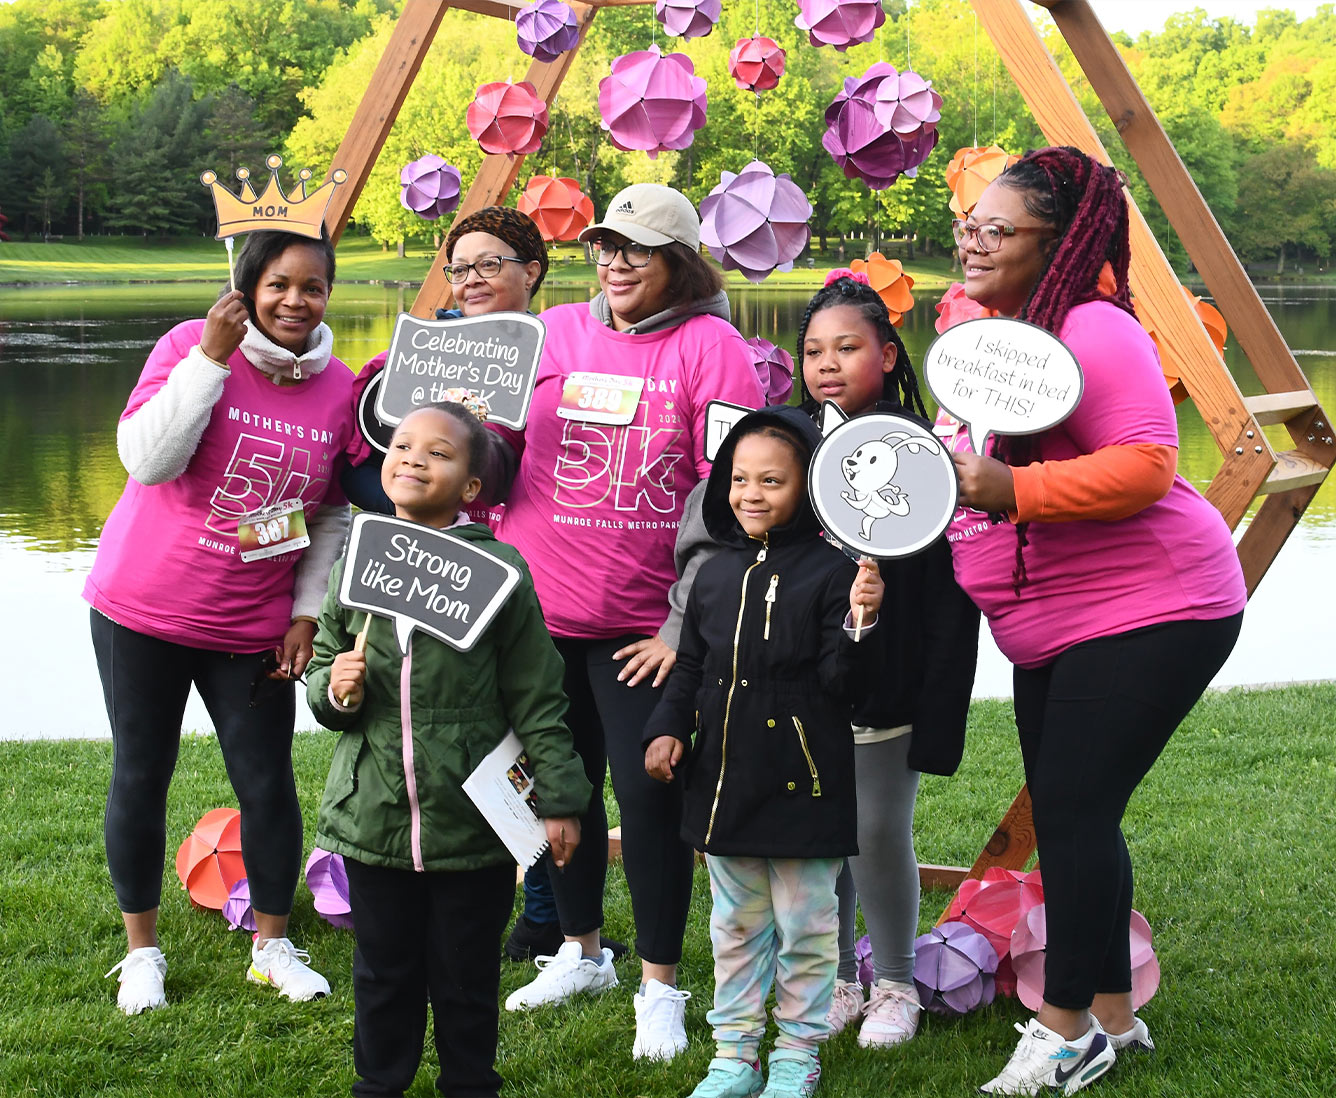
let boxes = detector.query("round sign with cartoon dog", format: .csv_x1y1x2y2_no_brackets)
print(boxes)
808,406,958,559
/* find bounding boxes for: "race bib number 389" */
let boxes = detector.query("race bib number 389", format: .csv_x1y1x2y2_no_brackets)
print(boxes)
238,498,310,562
556,372,644,426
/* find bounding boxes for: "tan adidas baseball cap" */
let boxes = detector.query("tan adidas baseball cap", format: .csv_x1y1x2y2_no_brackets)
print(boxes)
577,183,701,251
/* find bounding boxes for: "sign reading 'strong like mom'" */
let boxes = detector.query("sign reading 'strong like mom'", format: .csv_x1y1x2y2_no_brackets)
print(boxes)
374,312,546,431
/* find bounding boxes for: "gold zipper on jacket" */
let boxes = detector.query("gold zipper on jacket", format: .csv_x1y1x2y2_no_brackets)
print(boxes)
791,716,822,797
705,536,768,844
763,574,778,640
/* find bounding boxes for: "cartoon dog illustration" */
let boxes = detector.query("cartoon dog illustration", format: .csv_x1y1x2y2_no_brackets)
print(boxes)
840,432,943,540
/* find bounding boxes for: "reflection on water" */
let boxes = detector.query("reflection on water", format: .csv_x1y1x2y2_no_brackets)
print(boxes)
1,283,1332,738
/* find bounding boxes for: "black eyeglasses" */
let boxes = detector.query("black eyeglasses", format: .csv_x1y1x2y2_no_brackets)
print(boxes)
592,240,655,268
249,650,306,709
951,219,1050,253
442,255,528,283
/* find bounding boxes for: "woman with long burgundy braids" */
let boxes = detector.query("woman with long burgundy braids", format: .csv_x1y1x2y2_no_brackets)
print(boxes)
946,146,1245,1095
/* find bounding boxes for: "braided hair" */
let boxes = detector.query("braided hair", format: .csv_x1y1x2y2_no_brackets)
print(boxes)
794,276,927,418
992,146,1133,594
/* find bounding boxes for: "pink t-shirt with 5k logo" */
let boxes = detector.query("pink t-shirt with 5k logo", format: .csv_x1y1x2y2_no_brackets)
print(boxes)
85,319,355,651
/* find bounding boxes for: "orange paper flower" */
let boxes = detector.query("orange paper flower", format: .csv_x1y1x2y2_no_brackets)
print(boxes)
850,251,915,326
945,145,1019,219
1133,285,1227,404
516,175,595,241
175,807,246,911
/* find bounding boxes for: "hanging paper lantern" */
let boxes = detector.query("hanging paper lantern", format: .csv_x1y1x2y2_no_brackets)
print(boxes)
399,154,462,221
945,866,1044,997
467,80,550,156
516,0,581,63
517,175,595,241
174,807,246,911
873,69,943,138
823,64,939,190
223,877,257,933
305,847,353,930
913,921,999,1015
655,0,720,40
700,160,812,283
946,145,1019,219
728,34,786,93
744,337,795,405
598,45,707,158
1011,905,1161,1012
850,252,915,326
934,282,997,334
795,0,885,51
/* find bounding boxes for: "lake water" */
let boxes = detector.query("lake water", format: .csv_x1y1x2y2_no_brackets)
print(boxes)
1,281,1332,739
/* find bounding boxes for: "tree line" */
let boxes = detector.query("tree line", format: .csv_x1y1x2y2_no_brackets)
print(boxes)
3,0,1335,274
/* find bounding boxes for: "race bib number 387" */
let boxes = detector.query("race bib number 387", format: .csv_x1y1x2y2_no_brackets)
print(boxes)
556,372,644,426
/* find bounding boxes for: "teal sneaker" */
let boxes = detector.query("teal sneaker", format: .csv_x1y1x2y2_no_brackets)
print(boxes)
760,1049,821,1098
688,1057,764,1098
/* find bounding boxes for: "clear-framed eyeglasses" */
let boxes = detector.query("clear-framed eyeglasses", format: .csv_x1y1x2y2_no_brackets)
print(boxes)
592,240,655,268
951,219,1049,253
442,255,528,283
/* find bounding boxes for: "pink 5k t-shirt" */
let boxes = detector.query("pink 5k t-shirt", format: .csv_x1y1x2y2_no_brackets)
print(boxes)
494,303,762,639
944,301,1245,669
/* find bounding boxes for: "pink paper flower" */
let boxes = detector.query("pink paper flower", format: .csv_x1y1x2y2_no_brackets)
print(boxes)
598,45,707,158
467,80,550,156
655,0,720,40
699,159,812,283
399,155,462,221
934,282,998,333
516,0,581,64
728,34,786,93
1012,905,1161,1012
795,0,885,51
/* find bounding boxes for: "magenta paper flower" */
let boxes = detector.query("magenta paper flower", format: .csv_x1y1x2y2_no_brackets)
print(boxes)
914,921,999,1015
728,34,787,93
945,866,1044,997
744,336,795,405
598,45,707,158
823,63,939,190
655,0,720,40
305,847,353,930
466,80,550,156
699,159,812,283
795,0,885,51
399,154,462,221
873,68,943,137
223,877,257,932
516,0,581,63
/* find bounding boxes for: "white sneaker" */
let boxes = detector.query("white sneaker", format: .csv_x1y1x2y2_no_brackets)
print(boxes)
105,946,166,1015
504,940,618,1011
826,978,865,1036
1096,1016,1155,1052
633,978,691,1060
857,978,920,1047
979,1018,1116,1095
247,936,330,1001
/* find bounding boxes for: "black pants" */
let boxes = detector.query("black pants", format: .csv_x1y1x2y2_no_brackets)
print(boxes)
345,859,515,1098
544,635,696,966
1012,611,1242,1010
91,609,302,915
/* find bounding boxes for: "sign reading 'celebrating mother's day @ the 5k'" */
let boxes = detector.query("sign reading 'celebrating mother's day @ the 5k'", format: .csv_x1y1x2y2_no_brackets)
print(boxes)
922,316,1083,454
338,513,521,653
375,312,545,430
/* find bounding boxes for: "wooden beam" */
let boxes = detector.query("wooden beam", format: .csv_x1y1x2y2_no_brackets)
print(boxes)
1244,390,1319,427
324,0,450,243
409,0,600,318
936,785,1037,925
1236,486,1325,594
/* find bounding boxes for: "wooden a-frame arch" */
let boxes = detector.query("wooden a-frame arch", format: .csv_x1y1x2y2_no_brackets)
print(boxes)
320,0,1333,902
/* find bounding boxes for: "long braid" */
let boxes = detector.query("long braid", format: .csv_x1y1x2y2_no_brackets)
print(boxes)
991,146,1133,594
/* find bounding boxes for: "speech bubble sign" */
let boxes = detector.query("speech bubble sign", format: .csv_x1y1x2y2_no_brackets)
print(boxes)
338,513,521,653
808,409,958,560
704,399,754,462
374,312,545,431
921,316,1083,454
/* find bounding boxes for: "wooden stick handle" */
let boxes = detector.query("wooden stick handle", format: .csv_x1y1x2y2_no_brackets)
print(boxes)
341,614,373,705
854,604,865,643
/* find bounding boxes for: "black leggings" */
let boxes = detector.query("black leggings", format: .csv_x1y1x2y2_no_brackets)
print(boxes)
544,635,696,966
1012,611,1242,1009
91,610,303,916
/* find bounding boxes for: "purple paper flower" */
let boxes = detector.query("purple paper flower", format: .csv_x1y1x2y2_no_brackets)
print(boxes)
305,847,353,930
873,69,943,137
913,921,998,1015
699,159,812,283
744,337,795,405
516,0,581,64
399,155,462,221
655,0,720,40
223,877,257,933
823,63,939,190
795,0,885,51
598,45,707,158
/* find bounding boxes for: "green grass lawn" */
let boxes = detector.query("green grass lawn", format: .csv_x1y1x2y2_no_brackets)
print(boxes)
2,683,1331,1096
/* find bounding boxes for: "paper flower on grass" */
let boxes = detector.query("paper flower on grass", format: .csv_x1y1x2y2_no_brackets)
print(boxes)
1128,909,1161,1008
745,336,795,405
850,252,915,325
728,34,786,93
873,69,943,138
305,847,353,929
946,145,1019,218
175,807,245,911
399,155,462,221
934,282,997,333
700,160,812,283
855,933,874,988
467,81,550,156
795,0,885,51
1011,905,1160,1011
946,866,1044,997
517,175,594,241
655,0,720,40
223,877,257,932
599,45,707,158
516,0,581,63
823,64,939,190
913,921,998,1015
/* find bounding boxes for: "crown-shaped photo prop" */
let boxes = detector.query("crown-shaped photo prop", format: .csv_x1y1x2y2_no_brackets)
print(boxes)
200,154,347,241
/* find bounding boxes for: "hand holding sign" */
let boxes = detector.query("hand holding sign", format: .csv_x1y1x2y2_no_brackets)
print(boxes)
922,317,1083,455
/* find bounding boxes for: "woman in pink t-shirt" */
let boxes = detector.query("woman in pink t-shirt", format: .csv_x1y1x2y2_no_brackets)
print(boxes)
946,147,1245,1096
